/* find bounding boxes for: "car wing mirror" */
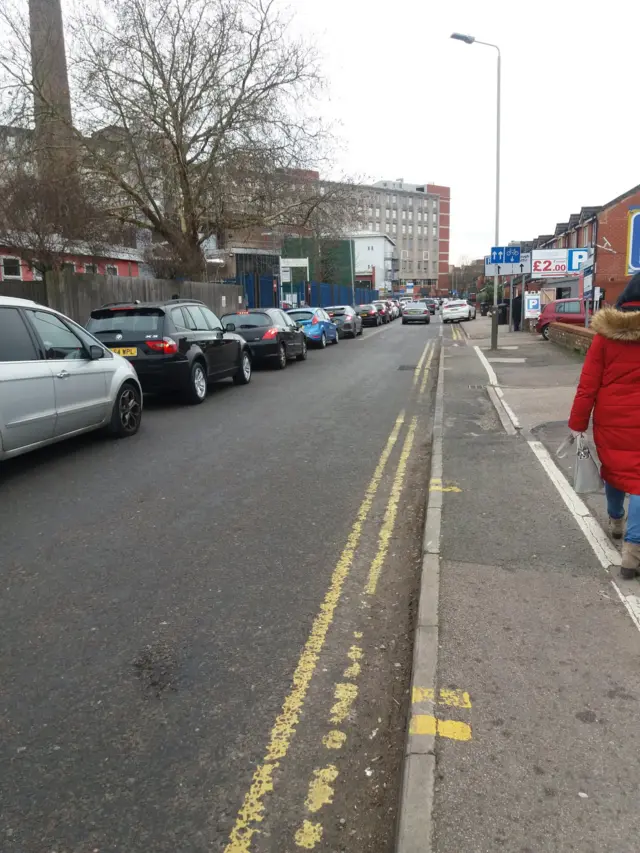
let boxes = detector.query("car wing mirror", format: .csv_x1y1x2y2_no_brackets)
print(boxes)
89,345,104,360
225,322,236,332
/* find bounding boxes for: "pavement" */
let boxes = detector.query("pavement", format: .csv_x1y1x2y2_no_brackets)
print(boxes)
4,311,640,853
429,315,640,853
0,317,440,853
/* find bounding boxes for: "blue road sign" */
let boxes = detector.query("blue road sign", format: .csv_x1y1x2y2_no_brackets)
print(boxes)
628,209,640,274
567,248,589,272
491,246,505,263
505,246,521,264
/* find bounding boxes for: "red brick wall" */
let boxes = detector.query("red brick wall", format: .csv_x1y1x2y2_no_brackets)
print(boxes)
596,188,640,304
428,184,450,284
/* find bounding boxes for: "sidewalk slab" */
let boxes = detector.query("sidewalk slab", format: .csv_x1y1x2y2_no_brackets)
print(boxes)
433,338,640,853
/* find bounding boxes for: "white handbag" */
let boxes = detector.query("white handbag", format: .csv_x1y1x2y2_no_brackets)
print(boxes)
558,433,603,494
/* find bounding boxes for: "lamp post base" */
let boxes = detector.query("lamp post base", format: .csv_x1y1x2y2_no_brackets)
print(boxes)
490,309,499,351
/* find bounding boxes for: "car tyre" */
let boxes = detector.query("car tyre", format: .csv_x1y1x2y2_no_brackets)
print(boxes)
296,337,308,361
541,325,550,340
185,359,208,404
108,381,142,437
357,326,363,336
275,342,287,369
402,320,407,325
320,331,327,348
333,330,339,345
233,349,252,384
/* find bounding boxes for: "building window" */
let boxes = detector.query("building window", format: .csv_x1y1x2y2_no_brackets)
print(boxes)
402,210,406,220
106,264,118,275
368,222,374,231
386,223,390,234
62,262,75,273
392,195,396,203
583,224,591,245
375,207,380,218
30,263,43,281
2,257,22,279
84,263,98,274
409,225,413,235
392,223,397,234
432,226,437,237
408,210,413,221
368,207,373,217
402,224,407,235
386,209,390,219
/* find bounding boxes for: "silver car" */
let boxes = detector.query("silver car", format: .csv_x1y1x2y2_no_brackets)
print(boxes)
0,296,142,461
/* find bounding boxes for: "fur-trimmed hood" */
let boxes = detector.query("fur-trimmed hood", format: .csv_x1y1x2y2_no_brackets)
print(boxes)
592,306,640,341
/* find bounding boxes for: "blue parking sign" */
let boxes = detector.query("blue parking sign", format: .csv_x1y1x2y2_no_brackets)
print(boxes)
628,209,640,274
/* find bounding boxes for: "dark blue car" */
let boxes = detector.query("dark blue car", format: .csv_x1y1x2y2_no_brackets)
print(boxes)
287,308,339,348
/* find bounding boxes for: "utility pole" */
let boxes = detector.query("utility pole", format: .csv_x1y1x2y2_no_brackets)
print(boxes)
349,238,356,306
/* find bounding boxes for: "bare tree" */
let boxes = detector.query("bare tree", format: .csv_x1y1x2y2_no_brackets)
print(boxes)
1,0,355,278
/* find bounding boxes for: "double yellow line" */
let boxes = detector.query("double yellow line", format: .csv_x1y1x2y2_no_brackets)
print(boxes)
224,411,407,853
414,340,435,395
451,324,464,341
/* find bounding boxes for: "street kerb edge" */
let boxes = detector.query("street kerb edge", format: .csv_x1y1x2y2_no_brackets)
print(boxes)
395,339,443,853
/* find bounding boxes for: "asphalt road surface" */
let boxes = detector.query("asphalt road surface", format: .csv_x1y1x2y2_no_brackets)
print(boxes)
0,317,439,852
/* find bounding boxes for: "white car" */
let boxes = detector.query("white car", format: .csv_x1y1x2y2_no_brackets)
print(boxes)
0,296,143,461
442,299,473,323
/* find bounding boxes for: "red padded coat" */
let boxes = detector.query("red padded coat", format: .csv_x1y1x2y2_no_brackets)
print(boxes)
569,306,640,494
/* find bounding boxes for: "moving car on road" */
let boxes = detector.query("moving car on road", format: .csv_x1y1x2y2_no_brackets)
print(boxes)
221,308,307,368
287,307,339,348
535,297,586,340
326,305,363,338
401,301,431,325
356,304,382,327
0,295,142,461
467,300,477,319
422,298,438,315
442,299,473,323
87,299,252,404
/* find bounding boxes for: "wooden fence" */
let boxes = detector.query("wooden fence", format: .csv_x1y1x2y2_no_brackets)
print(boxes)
0,272,244,324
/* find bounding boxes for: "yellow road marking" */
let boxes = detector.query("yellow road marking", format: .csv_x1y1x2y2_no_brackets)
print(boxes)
294,820,323,849
305,766,339,813
224,411,406,852
413,341,432,385
429,478,462,493
353,631,363,639
410,714,472,741
322,730,346,750
329,683,358,724
365,416,418,595
419,345,435,395
412,687,472,708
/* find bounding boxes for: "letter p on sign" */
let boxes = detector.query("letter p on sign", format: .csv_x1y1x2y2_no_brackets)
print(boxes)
569,249,589,272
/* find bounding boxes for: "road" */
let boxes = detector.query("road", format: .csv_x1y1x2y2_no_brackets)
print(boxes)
0,317,440,852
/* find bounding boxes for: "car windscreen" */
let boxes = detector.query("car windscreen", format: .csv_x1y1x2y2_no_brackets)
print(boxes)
87,308,164,340
222,312,271,328
326,307,348,316
288,310,314,321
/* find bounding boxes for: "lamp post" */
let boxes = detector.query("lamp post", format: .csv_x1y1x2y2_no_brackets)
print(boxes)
451,32,501,350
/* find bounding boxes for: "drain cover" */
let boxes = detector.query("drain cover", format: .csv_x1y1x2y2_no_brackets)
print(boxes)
398,365,417,371
469,384,485,389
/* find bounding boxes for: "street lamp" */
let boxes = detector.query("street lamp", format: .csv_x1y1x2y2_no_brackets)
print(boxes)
451,32,501,350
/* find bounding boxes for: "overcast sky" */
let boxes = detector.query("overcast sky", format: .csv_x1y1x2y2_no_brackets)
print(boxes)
292,0,638,263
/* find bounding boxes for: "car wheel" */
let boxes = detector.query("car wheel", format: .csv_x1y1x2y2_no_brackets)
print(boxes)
276,342,287,369
296,337,308,361
320,332,327,348
357,326,363,336
402,320,407,325
108,381,142,437
185,359,208,404
333,330,339,345
233,349,252,385
541,325,550,340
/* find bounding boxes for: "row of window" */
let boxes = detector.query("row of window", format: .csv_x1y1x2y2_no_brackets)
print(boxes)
0,257,119,281
367,206,434,223
555,222,594,250
0,305,103,362
366,222,438,238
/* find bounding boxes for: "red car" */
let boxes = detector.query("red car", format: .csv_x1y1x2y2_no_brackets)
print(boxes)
536,297,586,340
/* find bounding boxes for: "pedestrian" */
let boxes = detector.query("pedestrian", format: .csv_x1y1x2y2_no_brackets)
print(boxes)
568,272,640,578
512,293,522,331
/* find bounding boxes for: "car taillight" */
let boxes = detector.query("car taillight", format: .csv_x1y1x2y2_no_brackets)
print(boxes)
424,310,429,314
262,327,278,339
369,311,376,316
312,315,319,324
146,338,178,354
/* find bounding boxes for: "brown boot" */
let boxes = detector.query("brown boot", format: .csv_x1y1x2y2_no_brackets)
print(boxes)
609,515,625,540
621,542,640,580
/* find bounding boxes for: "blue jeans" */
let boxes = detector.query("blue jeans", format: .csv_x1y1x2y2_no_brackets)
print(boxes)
605,482,640,544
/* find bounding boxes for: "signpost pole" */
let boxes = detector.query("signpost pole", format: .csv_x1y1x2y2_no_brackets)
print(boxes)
521,274,526,331
508,275,513,331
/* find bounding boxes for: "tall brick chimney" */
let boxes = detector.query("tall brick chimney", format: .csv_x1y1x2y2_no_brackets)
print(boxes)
28,0,75,175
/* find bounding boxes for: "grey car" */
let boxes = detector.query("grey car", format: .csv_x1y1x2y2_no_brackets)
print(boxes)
401,301,431,325
0,296,143,462
325,305,363,338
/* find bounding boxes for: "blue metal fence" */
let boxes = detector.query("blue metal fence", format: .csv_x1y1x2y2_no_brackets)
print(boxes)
240,273,378,310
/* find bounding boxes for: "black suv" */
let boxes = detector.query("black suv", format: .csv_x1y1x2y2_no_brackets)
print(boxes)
86,299,252,404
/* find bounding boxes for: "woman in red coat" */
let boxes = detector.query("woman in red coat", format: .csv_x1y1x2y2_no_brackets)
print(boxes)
569,273,640,579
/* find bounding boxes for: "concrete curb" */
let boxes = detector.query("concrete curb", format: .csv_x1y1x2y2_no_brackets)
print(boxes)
395,340,444,853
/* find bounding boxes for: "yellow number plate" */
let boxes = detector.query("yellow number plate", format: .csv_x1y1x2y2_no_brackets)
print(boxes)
110,347,138,357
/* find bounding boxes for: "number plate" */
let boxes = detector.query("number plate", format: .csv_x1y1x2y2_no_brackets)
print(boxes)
110,347,138,357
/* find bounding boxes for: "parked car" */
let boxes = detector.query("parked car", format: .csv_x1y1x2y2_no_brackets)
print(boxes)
86,298,252,404
0,296,142,461
401,301,431,325
220,308,307,368
442,299,473,323
356,304,382,327
535,297,586,340
326,305,363,338
287,307,339,348
372,301,391,324
466,300,477,319
385,299,399,319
